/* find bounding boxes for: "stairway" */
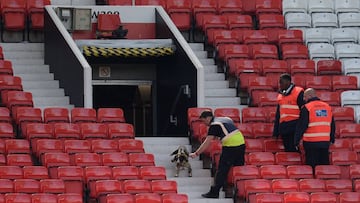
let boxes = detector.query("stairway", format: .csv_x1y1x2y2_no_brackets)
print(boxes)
0,43,74,110
139,137,233,203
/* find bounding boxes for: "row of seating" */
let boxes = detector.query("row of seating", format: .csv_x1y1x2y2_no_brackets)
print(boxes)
98,193,188,203
303,28,360,45
0,193,82,203
253,192,360,203
283,0,360,15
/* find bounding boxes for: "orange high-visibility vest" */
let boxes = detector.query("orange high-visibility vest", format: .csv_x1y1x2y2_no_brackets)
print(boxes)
277,86,303,123
303,100,332,142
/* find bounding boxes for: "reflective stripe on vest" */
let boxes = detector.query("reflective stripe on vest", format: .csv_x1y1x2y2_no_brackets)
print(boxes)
211,120,245,147
303,100,332,142
277,86,303,123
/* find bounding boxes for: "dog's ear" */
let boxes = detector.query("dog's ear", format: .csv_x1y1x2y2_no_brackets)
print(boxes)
170,149,178,156
184,148,189,156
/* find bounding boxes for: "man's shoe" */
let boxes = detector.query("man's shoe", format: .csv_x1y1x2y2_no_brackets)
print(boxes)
201,191,219,198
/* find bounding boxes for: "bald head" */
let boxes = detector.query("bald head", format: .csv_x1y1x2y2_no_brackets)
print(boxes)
304,88,316,102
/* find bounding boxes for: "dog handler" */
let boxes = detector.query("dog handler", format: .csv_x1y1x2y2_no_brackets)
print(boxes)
190,110,245,198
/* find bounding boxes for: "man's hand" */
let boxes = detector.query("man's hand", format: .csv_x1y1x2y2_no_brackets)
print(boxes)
189,152,197,159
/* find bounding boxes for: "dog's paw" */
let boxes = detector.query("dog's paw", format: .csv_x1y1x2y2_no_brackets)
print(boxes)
174,174,179,177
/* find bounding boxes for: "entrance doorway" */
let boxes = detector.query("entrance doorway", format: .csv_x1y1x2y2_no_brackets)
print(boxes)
93,81,153,136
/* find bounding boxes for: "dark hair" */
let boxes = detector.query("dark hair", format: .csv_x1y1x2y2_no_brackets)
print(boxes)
199,110,213,119
280,73,292,82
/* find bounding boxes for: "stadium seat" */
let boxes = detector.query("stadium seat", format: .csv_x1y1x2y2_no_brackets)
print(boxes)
241,107,268,123
228,59,261,78
24,123,53,141
53,123,81,139
192,0,217,29
7,154,33,166
43,108,70,123
0,60,13,75
285,13,311,29
166,0,192,31
63,140,91,156
247,152,275,166
238,123,254,139
275,152,302,165
118,139,144,153
230,165,260,186
14,107,42,127
241,30,268,44
288,59,315,76
0,155,6,166
0,179,14,193
263,139,284,152
282,0,307,14
315,165,342,179
259,165,287,179
187,107,212,130
74,153,101,167
191,122,208,142
305,76,332,91
97,108,126,123
42,153,71,178
311,13,338,28
255,0,282,15
247,76,277,94
39,179,65,194
335,43,360,59
277,29,303,46
112,166,139,181
299,179,326,193
107,123,134,139
56,166,84,194
102,152,129,167
136,0,166,7
258,14,285,29
242,179,271,201
308,43,335,60
0,107,11,123
252,123,273,139
4,193,30,203
317,91,340,106
335,0,360,13
310,192,338,203
0,166,23,179
162,193,188,203
338,192,360,203
80,123,108,139
96,14,123,39
283,192,310,203
31,193,57,203
123,180,152,194
338,12,360,28
222,44,250,64
139,166,166,180
151,180,177,194
0,75,22,92
14,179,40,194
305,28,331,45
331,28,358,44
128,153,155,167
250,44,279,60
251,91,278,107
332,106,355,123
261,59,288,76
286,165,314,179
1,0,27,39
23,166,48,180
93,180,122,199
84,166,112,194
255,193,283,203
343,59,360,75
71,108,97,123
107,0,132,5
308,0,334,13
134,193,161,203
349,164,360,180
4,91,33,112
332,75,358,92
317,60,342,75
27,0,50,31
104,193,134,203
227,14,253,30
341,90,360,106
91,139,118,153
329,139,352,152
338,123,360,138
325,179,353,193
331,151,357,165
272,179,299,193
214,108,240,123
281,44,309,60
35,139,63,159
201,14,227,34
4,139,29,154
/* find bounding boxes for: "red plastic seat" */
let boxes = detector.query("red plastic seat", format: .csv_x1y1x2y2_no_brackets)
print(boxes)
310,192,338,203
241,107,268,123
201,14,227,34
35,139,63,159
135,193,161,203
74,153,101,167
136,0,166,6
104,193,134,203
283,192,310,203
0,123,14,139
0,166,23,179
97,108,125,123
332,75,358,92
277,30,303,46
258,14,284,29
93,180,122,199
212,30,239,46
53,123,81,139
331,107,354,123
305,76,332,91
166,0,192,31
112,166,139,181
14,179,39,193
107,0,132,5
0,154,6,166
7,154,33,166
80,123,108,139
349,164,360,179
252,123,273,138
299,179,326,193
123,180,152,194
192,0,217,27
102,152,129,167
27,0,50,31
229,165,260,186
261,59,288,76
275,152,302,165
287,165,313,179
91,139,118,153
262,138,283,153
162,193,188,203
355,179,360,191
128,153,155,167
247,152,275,166
4,139,30,154
223,44,251,64
39,179,65,194
255,0,282,15
250,44,279,59
236,123,254,138
242,179,272,201
338,123,360,138
1,0,27,32
242,30,269,44
187,107,212,130
331,151,357,165
0,60,13,75
272,179,299,193
0,107,11,123
4,91,33,112
229,59,261,79
22,166,48,180
0,179,13,193
0,75,22,92
338,192,360,203
248,76,277,94
139,166,166,180
316,91,340,106
42,153,71,178
4,193,30,203
15,107,42,125
245,139,263,152
63,140,91,154
57,194,84,203
84,166,112,193
317,60,342,75
259,165,287,179
325,179,353,193
227,14,253,30
151,180,177,194
281,44,309,60
24,123,53,140
329,139,352,152
255,193,284,203
96,14,121,38
213,108,240,123
315,165,342,179
43,108,70,123
71,108,96,123
107,123,134,139
56,166,84,194
118,139,144,153
217,0,242,14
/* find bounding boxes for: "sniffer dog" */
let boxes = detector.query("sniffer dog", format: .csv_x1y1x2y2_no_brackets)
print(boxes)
170,145,192,177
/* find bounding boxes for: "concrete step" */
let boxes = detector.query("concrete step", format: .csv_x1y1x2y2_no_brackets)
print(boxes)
184,191,228,199
205,97,240,106
205,73,225,81
143,144,192,155
24,89,65,97
22,81,59,89
0,43,43,51
138,137,190,145
4,51,44,59
166,169,211,178
189,43,204,51
204,65,218,73
17,73,54,81
200,59,215,66
205,81,229,89
11,59,44,65
205,88,237,97
168,177,213,186
154,159,203,169
33,96,70,106
194,51,207,59
189,197,232,203
13,65,50,74
36,105,74,111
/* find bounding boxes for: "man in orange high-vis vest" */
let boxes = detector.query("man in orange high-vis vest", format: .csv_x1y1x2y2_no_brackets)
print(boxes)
273,73,305,152
295,88,335,169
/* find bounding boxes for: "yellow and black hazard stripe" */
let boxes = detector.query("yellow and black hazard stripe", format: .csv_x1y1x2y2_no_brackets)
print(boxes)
83,46,174,58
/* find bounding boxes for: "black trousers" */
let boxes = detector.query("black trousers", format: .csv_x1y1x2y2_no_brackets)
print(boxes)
304,145,329,169
282,132,298,152
213,144,245,193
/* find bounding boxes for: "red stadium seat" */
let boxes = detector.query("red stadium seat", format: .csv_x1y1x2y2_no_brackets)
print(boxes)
102,152,129,167
151,180,177,194
251,91,278,107
229,59,261,80
299,179,326,193
281,44,309,60
258,14,285,29
263,106,276,124
80,123,108,139
245,139,263,152
39,179,65,194
332,107,354,123
56,166,84,194
0,154,6,166
349,164,360,179
74,153,101,167
286,165,313,179
277,30,303,46
317,60,342,75
227,14,253,30
272,179,299,193
338,192,360,203
53,123,81,139
259,165,287,179
107,0,132,5
118,139,144,153
139,166,166,180
201,14,227,34
242,30,269,44
338,123,360,138
71,108,96,123
91,139,118,153
4,91,33,112
247,152,275,166
192,0,217,27
247,76,276,94
305,76,332,91
93,180,122,199
123,180,152,194
329,139,352,152
0,60,13,75
316,91,340,106
217,0,243,14
128,153,155,167
242,179,271,201
315,165,342,179
283,192,310,203
1,0,27,36
136,0,166,7
0,123,14,139
331,151,357,165
0,140,4,154
223,44,250,64
187,107,211,130
0,166,23,179
332,75,358,92
31,193,57,203
229,165,260,186
135,193,161,203
214,108,240,123
96,14,122,39
275,152,302,165
236,123,254,138
14,107,42,125
166,0,192,31
24,123,53,141
325,179,353,193
255,0,282,15
43,108,70,123
27,0,50,31
162,193,188,203
250,44,279,59
14,179,39,194
42,153,71,178
0,107,11,123
35,139,63,159
310,192,338,203
112,166,139,180
4,139,30,154
97,108,125,123
7,154,33,166
107,123,134,139
261,59,288,77
255,193,284,203
84,166,112,193
22,166,48,180
212,30,239,46
241,107,267,123
0,179,13,193
0,75,22,91
253,123,273,138
104,194,134,203
4,193,30,203
355,179,360,192
63,140,91,154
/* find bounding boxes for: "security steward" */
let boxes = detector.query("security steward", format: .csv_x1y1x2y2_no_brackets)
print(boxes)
295,88,335,169
273,73,305,152
189,111,245,198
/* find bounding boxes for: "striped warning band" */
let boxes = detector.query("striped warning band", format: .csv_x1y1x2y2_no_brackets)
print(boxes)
83,46,175,57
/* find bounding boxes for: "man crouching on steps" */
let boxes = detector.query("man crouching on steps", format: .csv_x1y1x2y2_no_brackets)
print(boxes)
190,110,246,198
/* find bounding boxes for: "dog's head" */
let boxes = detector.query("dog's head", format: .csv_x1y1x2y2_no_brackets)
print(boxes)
170,145,189,163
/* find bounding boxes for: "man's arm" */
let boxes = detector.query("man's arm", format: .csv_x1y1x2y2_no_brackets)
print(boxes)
294,107,309,146
189,135,215,158
297,90,305,108
272,104,280,138
330,116,335,144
